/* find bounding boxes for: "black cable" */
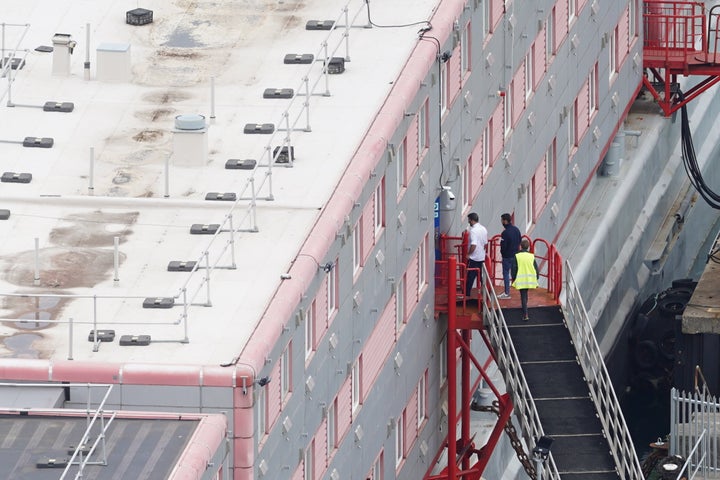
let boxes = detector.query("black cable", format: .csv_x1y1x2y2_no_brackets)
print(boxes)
364,0,431,30
679,91,720,209
418,33,448,190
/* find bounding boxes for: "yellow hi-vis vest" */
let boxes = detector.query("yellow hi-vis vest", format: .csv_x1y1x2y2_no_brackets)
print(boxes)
512,251,538,290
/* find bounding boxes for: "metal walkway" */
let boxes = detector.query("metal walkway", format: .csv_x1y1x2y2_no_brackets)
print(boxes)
504,305,619,480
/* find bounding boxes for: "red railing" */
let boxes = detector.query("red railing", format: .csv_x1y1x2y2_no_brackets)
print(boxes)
643,1,706,61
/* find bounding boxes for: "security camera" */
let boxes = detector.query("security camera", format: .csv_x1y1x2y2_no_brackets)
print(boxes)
447,191,455,200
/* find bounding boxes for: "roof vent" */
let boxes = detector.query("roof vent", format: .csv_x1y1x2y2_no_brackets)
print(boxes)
175,114,206,130
167,261,197,272
1,172,32,183
263,88,293,99
36,458,69,469
190,224,220,234
142,297,175,308
284,54,314,64
225,159,256,170
23,137,53,148
87,330,115,342
205,192,237,201
324,57,345,74
43,102,74,113
126,8,153,26
243,123,275,134
306,20,335,30
273,146,294,164
119,335,151,346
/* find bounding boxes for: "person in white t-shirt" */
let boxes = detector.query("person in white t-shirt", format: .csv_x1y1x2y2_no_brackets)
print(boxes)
465,212,488,300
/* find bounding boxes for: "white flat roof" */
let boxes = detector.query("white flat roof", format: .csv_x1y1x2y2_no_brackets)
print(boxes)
0,0,437,364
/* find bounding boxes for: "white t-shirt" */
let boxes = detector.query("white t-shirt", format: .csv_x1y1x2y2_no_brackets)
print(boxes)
468,223,488,262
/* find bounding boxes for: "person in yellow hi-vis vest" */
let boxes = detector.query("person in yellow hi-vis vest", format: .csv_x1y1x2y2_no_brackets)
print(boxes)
511,238,539,321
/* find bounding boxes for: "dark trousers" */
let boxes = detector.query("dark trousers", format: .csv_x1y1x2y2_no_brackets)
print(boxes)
502,257,516,295
519,289,529,317
466,259,483,298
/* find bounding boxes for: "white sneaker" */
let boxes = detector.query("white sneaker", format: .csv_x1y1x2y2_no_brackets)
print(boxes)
497,292,511,299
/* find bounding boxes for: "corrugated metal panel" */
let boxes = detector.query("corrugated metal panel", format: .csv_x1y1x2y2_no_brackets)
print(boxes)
618,7,630,65
267,360,282,431
448,45,462,105
317,277,329,329
534,161,546,219
578,0,588,12
292,463,303,480
407,253,419,308
512,67,525,127
577,80,590,140
337,377,352,443
533,31,546,89
361,298,395,398
470,147,483,197
407,116,419,180
555,1,569,49
314,418,328,478
491,102,503,163
405,391,419,454
362,200,375,263
491,0,503,32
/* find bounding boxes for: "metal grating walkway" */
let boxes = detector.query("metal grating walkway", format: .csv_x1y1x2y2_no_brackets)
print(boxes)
503,305,620,480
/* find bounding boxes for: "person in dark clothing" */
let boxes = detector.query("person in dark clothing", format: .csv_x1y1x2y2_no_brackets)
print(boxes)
512,238,539,321
498,213,521,299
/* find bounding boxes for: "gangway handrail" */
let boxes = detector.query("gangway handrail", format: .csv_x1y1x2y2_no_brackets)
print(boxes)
563,261,645,480
479,264,561,480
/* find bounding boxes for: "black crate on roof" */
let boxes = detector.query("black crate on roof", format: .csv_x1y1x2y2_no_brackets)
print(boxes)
126,8,153,26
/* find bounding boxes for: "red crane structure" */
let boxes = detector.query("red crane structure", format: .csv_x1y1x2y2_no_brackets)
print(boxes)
643,1,720,116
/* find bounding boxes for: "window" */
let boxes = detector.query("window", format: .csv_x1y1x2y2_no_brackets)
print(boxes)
589,63,598,113
396,275,406,332
524,52,533,100
418,101,428,154
327,260,337,319
374,179,385,234
304,441,314,480
418,235,428,294
395,411,405,468
609,27,617,81
396,139,406,196
525,180,534,231
351,359,362,414
352,223,361,275
257,385,267,439
417,370,427,428
305,304,315,360
569,0,577,26
481,0,490,39
503,83,513,136
629,0,638,38
545,140,556,196
281,344,291,403
482,125,490,174
545,12,555,63
327,399,337,454
461,22,470,74
369,452,384,480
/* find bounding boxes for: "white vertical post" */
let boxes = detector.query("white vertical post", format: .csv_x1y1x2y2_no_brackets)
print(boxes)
33,237,40,285
68,317,74,360
113,236,119,284
164,155,170,198
210,76,216,119
84,23,90,80
88,146,95,195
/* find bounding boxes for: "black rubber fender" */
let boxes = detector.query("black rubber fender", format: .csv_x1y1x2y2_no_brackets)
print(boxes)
658,294,690,317
634,340,659,369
